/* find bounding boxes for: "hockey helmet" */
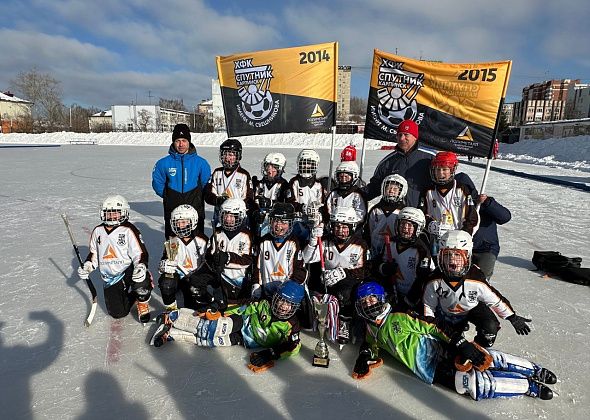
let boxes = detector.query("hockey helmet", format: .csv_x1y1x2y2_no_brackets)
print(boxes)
355,282,389,321
335,161,360,190
437,230,473,280
269,202,295,239
219,138,243,169
330,206,360,242
272,281,305,319
395,207,425,245
261,152,286,180
430,151,459,185
170,204,199,237
100,194,130,226
297,149,320,178
381,174,408,203
220,198,247,231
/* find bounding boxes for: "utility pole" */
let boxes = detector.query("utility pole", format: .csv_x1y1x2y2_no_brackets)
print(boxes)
148,90,154,105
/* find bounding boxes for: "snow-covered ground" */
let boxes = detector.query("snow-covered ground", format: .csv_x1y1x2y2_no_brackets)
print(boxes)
0,132,589,419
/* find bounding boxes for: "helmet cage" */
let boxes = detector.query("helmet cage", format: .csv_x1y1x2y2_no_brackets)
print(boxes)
271,293,300,319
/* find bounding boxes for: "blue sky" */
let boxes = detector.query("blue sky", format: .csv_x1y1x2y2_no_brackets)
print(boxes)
1,0,588,110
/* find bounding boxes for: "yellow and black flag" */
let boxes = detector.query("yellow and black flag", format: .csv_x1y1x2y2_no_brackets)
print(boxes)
363,49,511,157
216,42,338,137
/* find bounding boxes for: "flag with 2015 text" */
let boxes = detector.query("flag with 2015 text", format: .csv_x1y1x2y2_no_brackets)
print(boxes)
216,42,338,137
363,49,511,157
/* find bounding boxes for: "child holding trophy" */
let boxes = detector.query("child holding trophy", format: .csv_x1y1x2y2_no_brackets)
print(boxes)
157,204,215,314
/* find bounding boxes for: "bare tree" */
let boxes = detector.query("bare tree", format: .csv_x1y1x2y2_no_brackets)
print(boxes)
159,98,186,111
10,67,65,132
350,96,368,116
137,109,152,131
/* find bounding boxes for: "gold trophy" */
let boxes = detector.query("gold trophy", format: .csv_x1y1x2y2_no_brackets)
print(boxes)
164,237,179,279
312,300,330,368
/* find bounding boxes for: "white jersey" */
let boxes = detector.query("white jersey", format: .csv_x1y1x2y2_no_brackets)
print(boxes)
387,243,432,297
168,234,208,279
303,236,367,280
287,177,325,211
209,229,253,287
325,189,368,223
419,180,479,235
207,167,253,202
366,205,401,258
87,222,148,286
255,235,306,287
422,266,514,322
253,178,288,206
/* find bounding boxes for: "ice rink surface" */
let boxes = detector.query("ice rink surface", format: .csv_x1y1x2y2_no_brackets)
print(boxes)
1,145,589,419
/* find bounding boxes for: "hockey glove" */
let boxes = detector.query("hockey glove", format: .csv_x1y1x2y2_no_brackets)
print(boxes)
352,349,383,380
132,263,147,283
159,259,178,275
507,314,532,335
308,226,324,247
247,348,276,373
454,341,493,372
256,196,272,210
455,337,486,367
254,210,266,225
212,251,229,273
215,195,227,207
379,261,398,277
77,261,94,280
323,267,347,287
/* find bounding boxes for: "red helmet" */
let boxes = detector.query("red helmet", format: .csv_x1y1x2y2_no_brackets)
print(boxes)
430,151,458,185
340,145,357,162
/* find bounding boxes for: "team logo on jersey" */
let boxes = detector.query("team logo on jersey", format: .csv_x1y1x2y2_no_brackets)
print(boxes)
369,58,425,134
453,196,462,207
117,234,126,246
168,168,177,177
182,255,193,270
102,245,117,260
238,241,245,253
235,179,243,190
234,58,279,127
467,290,478,303
271,262,286,278
349,253,360,266
286,249,292,261
392,321,402,334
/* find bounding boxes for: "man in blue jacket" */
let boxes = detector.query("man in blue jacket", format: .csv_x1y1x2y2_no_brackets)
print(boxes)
365,120,433,207
152,124,211,236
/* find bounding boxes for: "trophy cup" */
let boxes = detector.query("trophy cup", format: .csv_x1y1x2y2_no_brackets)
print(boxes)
312,300,330,368
164,237,179,279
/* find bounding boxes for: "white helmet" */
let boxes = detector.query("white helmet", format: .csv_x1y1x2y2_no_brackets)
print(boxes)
330,206,360,241
437,230,473,279
395,207,425,244
297,149,320,178
381,174,408,203
335,161,360,189
100,195,130,226
170,204,199,237
220,198,247,231
261,152,286,180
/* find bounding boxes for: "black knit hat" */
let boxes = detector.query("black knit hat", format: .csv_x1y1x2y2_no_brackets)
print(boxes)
172,123,191,142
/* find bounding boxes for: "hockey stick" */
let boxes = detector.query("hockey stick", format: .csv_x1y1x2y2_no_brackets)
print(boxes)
383,233,399,305
61,213,98,327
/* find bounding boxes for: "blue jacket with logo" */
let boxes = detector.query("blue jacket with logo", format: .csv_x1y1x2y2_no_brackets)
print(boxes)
152,144,211,234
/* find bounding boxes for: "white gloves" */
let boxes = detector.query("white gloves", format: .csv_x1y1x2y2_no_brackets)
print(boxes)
309,225,324,247
323,267,346,287
159,259,178,275
132,263,147,282
77,261,94,280
251,283,262,300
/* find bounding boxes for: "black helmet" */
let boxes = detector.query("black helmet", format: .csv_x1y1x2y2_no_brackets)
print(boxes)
220,138,243,169
269,202,295,239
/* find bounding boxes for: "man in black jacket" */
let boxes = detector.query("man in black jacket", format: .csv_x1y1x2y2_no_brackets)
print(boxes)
366,119,432,207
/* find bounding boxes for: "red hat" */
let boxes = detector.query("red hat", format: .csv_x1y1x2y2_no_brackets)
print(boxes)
397,120,418,138
340,145,357,162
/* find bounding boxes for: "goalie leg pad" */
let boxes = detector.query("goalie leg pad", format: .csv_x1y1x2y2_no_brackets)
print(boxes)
168,327,197,345
487,349,556,384
212,317,234,347
170,308,200,332
455,368,530,400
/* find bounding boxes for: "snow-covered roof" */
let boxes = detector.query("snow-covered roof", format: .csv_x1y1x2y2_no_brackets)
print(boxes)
0,91,32,104
91,110,112,117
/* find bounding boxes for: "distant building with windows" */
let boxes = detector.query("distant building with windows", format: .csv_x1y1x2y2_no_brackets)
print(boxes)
565,83,590,119
337,66,351,120
0,91,33,133
89,105,191,132
519,79,579,124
